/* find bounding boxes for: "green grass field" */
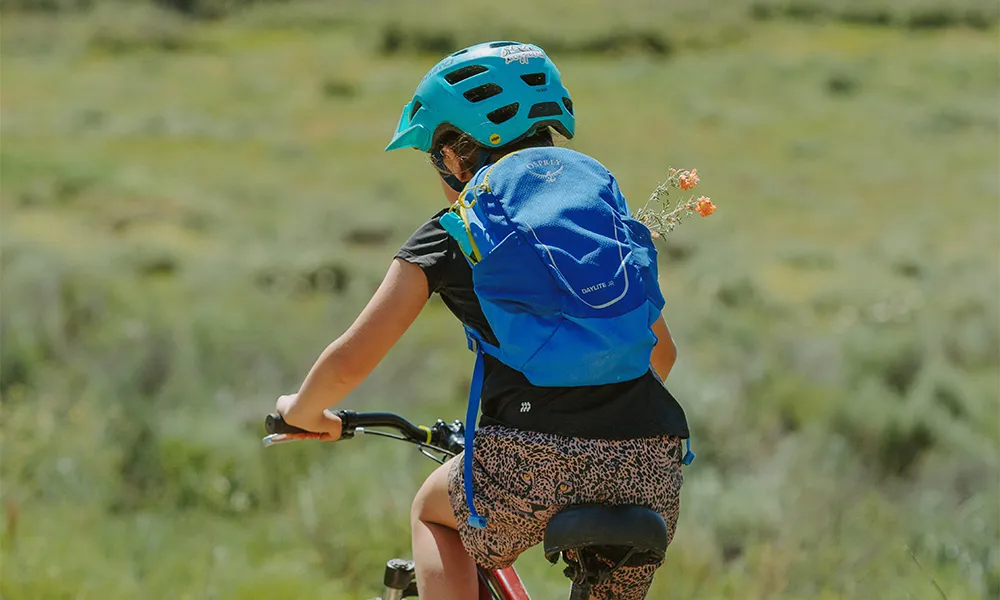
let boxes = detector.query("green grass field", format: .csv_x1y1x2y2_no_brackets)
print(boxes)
1,1,998,598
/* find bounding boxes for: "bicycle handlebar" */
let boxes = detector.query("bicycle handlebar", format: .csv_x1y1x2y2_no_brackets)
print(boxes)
264,410,466,457
264,413,310,435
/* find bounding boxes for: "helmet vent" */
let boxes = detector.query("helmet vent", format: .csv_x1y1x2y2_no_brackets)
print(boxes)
487,103,520,124
444,64,488,85
464,83,504,103
528,101,563,119
489,41,518,48
410,100,422,119
562,97,574,115
520,73,547,86
450,48,470,57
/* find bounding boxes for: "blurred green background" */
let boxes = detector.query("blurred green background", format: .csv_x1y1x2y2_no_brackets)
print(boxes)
1,1,998,598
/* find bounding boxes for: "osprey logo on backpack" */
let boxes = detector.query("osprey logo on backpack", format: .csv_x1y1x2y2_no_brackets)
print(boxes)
528,165,564,183
526,158,564,182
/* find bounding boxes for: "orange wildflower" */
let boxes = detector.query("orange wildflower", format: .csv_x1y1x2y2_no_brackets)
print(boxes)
695,196,716,217
678,168,699,191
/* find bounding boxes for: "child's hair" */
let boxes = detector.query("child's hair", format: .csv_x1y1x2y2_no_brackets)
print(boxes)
430,126,556,179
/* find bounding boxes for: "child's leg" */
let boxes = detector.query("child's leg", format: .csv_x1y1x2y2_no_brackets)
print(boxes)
411,459,479,600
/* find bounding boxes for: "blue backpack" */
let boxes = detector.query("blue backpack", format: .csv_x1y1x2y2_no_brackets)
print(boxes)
440,146,691,528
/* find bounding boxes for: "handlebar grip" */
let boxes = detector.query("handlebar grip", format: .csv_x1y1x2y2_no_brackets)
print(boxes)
265,413,310,435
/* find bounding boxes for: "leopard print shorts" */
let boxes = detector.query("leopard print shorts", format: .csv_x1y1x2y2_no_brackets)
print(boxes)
447,426,684,600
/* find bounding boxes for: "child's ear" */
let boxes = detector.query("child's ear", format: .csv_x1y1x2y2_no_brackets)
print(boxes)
441,146,471,182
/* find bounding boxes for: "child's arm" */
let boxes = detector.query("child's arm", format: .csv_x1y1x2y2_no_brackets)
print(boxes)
276,258,430,435
650,315,678,382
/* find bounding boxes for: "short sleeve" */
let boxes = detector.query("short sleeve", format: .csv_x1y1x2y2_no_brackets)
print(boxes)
395,209,453,295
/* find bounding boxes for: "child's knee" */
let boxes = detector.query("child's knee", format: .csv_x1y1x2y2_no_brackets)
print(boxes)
411,461,458,530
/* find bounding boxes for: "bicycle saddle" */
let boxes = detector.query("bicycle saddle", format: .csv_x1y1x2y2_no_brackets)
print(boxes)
543,503,668,569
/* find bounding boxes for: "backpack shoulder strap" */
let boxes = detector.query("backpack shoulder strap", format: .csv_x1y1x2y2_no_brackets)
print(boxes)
462,343,488,529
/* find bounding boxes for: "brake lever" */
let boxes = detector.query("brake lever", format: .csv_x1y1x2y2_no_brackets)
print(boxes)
262,433,298,447
261,431,334,447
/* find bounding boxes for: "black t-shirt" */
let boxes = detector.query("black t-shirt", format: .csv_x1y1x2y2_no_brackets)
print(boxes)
395,209,689,440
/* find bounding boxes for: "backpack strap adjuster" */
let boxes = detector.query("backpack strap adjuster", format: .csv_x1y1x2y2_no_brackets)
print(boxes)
682,438,695,466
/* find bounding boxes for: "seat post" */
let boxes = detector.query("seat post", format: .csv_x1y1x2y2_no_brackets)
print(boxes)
569,582,592,600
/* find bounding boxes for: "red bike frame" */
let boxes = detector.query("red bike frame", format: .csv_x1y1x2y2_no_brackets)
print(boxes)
480,566,531,600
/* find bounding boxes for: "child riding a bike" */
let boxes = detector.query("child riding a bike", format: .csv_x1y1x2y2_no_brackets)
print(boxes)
274,41,690,600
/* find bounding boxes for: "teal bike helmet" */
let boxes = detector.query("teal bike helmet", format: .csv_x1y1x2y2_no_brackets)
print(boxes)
385,41,575,154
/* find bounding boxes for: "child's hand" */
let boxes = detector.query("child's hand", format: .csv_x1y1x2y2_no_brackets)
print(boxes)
274,394,343,441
